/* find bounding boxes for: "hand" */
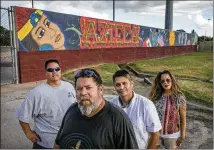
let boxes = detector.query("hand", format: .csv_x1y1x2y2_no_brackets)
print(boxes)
25,130,41,143
176,136,185,147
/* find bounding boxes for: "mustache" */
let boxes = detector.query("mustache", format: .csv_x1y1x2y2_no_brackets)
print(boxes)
80,96,90,100
77,97,91,105
118,90,125,93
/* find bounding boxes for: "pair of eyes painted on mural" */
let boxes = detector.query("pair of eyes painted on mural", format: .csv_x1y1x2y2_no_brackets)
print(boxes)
36,18,50,38
36,18,51,39
31,14,65,50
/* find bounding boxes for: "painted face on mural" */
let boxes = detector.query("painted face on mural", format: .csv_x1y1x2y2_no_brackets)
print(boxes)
31,14,65,50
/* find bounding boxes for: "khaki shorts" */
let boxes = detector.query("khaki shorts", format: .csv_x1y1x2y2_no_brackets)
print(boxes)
160,137,177,149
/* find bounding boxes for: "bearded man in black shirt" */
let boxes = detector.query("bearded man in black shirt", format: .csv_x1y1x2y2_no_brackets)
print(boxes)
54,68,139,149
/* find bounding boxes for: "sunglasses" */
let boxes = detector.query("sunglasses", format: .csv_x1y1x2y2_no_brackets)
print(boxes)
46,67,61,72
160,78,171,84
74,70,97,78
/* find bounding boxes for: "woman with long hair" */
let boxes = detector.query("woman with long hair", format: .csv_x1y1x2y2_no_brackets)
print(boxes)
149,70,187,149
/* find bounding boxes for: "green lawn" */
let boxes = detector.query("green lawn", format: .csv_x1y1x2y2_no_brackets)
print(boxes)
178,79,213,105
92,64,120,86
62,64,120,86
129,52,213,105
129,52,213,80
62,52,213,106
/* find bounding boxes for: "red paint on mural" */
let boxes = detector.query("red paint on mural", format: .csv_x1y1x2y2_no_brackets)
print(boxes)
80,17,140,49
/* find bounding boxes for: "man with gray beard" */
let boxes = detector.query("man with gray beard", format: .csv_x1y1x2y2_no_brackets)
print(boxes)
54,68,139,149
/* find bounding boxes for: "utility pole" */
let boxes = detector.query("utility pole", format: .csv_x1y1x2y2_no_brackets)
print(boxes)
32,0,34,8
204,19,211,43
165,0,173,31
113,0,115,21
204,30,206,43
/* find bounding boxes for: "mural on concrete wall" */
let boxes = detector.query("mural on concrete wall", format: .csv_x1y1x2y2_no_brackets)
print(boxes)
139,27,169,47
79,17,140,49
15,6,198,51
15,6,81,51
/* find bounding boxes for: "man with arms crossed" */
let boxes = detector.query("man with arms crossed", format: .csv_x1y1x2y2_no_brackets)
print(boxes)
54,68,138,149
112,69,162,149
14,59,76,148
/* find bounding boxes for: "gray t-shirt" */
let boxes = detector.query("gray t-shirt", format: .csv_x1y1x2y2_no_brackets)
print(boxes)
14,81,76,148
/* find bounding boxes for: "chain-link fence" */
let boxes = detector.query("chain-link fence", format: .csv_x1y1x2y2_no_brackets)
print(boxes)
1,7,15,85
198,41,213,52
1,7,11,46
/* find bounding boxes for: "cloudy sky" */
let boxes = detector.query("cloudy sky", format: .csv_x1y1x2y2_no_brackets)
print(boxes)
1,0,213,37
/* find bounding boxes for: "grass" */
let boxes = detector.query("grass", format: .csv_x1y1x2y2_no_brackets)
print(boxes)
62,64,120,86
129,52,213,80
129,51,213,106
178,79,213,105
93,64,120,86
62,71,75,82
62,52,213,106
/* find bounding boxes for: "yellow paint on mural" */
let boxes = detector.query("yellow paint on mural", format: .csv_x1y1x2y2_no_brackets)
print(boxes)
18,9,43,41
169,31,175,46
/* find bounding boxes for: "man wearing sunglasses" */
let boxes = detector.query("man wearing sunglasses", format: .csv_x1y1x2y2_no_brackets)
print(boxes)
112,70,162,149
54,68,138,149
14,59,76,149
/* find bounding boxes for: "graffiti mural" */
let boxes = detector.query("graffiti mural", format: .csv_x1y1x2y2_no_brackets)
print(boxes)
175,31,187,46
80,17,140,49
15,6,81,51
191,31,198,45
169,31,175,46
15,6,198,51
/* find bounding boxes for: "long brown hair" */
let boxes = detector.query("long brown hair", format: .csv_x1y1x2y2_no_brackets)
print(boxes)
148,70,184,101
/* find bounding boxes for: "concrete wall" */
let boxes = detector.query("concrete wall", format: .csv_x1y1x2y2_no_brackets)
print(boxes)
14,6,198,83
18,45,196,83
15,6,198,51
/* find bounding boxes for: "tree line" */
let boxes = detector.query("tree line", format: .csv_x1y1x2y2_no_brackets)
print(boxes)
0,26,11,46
198,36,213,42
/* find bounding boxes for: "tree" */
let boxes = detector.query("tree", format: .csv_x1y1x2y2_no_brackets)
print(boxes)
0,26,11,46
197,35,213,42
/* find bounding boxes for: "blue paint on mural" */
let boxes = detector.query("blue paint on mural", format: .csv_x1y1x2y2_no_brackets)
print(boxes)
44,12,81,50
15,6,198,51
16,6,81,51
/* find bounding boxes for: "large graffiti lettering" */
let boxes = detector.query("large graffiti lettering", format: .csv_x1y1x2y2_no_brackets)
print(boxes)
15,6,198,51
80,17,140,49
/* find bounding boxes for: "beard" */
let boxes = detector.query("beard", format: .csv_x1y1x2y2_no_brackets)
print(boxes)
77,100,99,116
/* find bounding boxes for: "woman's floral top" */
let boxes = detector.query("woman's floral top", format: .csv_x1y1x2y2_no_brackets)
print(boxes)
154,94,186,135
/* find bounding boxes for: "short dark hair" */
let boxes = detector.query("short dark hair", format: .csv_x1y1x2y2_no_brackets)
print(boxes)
112,69,132,83
45,59,60,70
74,68,102,87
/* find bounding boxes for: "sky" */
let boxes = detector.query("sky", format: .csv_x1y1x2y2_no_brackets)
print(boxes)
1,0,213,37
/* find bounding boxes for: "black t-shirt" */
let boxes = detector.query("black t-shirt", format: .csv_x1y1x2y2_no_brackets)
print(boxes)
55,100,139,149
